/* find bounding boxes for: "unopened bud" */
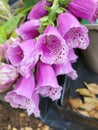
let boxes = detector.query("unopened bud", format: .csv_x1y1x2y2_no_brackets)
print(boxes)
0,63,18,92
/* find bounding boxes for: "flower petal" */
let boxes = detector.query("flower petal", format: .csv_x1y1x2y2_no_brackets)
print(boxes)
53,60,78,80
69,49,78,63
57,12,89,49
28,0,50,20
37,25,69,65
7,39,39,77
16,20,40,40
68,0,96,22
36,61,62,101
5,76,40,117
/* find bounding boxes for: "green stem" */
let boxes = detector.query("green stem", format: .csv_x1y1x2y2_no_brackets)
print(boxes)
0,15,9,20
49,0,59,22
51,0,59,9
7,10,13,18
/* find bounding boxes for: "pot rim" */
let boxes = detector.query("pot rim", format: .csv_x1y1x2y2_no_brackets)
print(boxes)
84,24,98,30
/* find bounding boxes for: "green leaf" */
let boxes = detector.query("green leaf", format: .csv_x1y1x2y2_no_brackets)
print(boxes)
0,26,7,44
3,13,24,35
13,6,32,16
59,0,72,7
22,0,38,7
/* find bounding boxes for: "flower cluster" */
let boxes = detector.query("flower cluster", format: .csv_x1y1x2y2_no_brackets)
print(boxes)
0,0,98,117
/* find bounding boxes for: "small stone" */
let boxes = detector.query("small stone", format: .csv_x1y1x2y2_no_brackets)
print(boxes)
25,127,32,130
42,125,50,130
38,122,43,127
12,127,18,130
19,113,25,118
20,127,25,130
36,128,40,130
8,124,11,130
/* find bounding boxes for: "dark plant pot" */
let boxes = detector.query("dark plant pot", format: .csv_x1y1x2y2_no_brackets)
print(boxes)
82,24,98,73
56,56,98,130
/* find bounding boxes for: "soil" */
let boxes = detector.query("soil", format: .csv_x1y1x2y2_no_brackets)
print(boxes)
0,102,54,130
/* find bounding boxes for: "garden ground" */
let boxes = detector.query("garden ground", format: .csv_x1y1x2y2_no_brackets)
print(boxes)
0,103,53,130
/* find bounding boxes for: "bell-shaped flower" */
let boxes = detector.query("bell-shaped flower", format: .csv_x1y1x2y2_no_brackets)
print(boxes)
0,62,18,92
36,61,62,101
36,25,69,65
6,39,39,78
53,60,78,80
69,49,78,63
28,0,50,20
16,20,40,40
5,75,40,117
93,0,98,21
57,12,89,50
3,38,18,61
68,0,98,23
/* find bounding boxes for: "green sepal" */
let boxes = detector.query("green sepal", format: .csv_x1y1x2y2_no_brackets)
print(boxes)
56,7,66,14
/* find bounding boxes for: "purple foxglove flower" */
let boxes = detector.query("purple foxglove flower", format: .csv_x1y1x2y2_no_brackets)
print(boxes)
16,20,40,40
36,25,69,65
0,63,18,92
36,61,62,101
7,39,39,78
69,49,78,63
3,38,15,61
28,0,50,20
5,76,40,117
68,0,98,23
93,0,98,21
57,12,89,50
53,60,78,80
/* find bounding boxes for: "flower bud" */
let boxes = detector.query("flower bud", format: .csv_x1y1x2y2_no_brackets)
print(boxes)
0,63,18,92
